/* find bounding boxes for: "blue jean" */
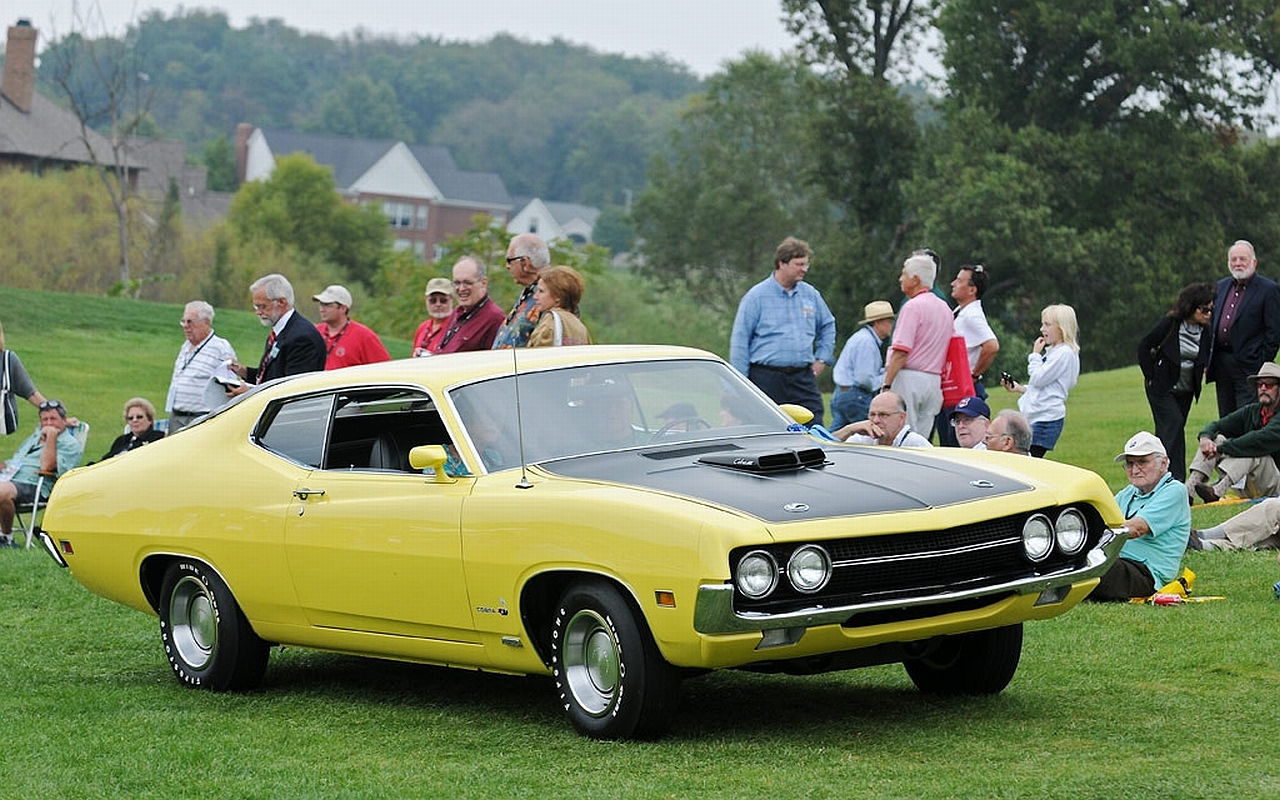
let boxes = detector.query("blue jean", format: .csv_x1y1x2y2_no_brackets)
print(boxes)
1031,418,1065,455
830,386,872,430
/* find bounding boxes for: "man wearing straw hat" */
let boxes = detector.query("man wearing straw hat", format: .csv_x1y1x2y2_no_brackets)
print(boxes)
830,300,894,429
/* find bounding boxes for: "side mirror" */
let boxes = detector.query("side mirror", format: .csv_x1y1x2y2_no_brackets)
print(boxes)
778,403,814,425
408,445,453,483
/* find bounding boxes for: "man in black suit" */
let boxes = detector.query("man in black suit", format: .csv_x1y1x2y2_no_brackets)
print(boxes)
228,274,326,393
1206,240,1280,416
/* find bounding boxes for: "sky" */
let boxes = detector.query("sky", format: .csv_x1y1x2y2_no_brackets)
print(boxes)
9,0,798,78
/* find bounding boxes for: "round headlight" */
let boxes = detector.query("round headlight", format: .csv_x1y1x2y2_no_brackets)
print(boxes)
786,545,832,593
736,550,779,599
1055,508,1088,555
1022,514,1054,562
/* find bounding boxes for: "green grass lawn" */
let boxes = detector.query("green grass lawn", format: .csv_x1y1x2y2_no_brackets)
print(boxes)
2,288,1278,798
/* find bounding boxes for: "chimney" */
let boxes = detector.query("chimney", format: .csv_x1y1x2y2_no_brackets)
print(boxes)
234,122,254,185
2,19,37,113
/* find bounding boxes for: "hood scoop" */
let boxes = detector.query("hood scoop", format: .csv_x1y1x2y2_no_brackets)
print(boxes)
698,446,827,473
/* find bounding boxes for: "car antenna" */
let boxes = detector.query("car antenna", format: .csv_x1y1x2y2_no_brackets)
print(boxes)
512,345,533,489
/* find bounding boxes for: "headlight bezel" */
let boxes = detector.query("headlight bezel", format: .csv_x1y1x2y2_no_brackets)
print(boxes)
786,544,832,594
735,549,780,599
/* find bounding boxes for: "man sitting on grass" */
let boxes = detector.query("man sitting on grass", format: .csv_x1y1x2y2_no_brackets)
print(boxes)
1090,431,1190,601
1186,362,1280,503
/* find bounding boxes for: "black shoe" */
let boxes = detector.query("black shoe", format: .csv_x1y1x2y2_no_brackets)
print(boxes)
1194,483,1220,504
0,536,19,549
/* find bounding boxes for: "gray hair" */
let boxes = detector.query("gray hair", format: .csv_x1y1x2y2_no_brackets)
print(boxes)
184,300,215,324
456,255,488,279
996,409,1032,453
902,254,936,288
509,233,551,269
250,273,295,306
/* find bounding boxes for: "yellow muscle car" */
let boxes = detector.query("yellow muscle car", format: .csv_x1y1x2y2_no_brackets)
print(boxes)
38,345,1125,739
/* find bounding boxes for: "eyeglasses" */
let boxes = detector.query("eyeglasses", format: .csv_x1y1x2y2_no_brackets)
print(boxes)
950,415,986,426
126,414,148,421
318,301,340,308
427,296,451,304
252,302,271,311
452,278,479,287
39,400,64,411
1256,379,1280,389
1123,456,1161,470
179,318,200,326
505,255,526,265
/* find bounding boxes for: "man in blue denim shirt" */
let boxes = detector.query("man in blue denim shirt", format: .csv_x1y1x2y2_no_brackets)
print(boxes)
730,237,836,426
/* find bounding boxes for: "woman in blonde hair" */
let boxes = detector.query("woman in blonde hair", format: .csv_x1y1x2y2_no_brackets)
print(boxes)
528,266,592,347
1001,304,1080,457
0,319,50,436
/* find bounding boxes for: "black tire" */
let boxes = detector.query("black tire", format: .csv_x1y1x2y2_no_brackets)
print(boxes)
903,623,1023,695
550,580,680,740
158,559,269,691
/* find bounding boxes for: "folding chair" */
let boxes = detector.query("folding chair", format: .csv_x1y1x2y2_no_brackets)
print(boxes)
12,420,89,548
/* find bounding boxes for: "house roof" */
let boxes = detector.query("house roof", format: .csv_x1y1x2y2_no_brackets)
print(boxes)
255,129,511,209
0,90,118,167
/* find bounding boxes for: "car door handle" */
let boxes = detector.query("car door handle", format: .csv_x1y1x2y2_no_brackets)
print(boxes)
293,488,326,499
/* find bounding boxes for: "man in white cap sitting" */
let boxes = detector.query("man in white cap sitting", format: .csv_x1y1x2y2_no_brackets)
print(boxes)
1186,361,1280,503
314,284,391,370
1090,431,1190,601
830,300,894,429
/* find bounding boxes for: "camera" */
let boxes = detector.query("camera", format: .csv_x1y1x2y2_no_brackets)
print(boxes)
1000,371,1014,385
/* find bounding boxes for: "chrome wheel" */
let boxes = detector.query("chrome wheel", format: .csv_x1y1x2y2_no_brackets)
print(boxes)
169,575,217,671
562,608,621,717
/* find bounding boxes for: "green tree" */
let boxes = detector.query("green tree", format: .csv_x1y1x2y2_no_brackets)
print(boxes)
312,74,410,141
939,0,1280,133
633,54,836,313
226,153,391,285
202,134,237,192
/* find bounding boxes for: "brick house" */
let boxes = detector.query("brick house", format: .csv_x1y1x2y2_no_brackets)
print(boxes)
236,125,513,261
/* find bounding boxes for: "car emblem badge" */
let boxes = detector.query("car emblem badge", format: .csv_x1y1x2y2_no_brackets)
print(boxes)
970,480,996,489
783,502,809,513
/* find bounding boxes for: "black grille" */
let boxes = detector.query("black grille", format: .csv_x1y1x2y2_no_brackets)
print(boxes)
731,505,1103,616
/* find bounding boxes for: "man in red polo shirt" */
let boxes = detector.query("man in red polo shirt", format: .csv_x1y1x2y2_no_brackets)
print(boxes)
314,284,391,370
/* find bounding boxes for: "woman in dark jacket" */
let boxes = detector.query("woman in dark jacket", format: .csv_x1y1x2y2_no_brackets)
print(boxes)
102,397,165,460
1138,282,1215,480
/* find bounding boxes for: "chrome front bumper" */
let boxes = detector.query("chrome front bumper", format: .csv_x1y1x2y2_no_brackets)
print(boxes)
692,528,1126,635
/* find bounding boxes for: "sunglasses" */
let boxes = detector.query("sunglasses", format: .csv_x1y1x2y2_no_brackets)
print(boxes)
39,400,64,411
126,414,148,421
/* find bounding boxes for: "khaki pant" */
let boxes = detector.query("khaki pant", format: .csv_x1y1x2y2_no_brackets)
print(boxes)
1209,498,1280,551
1188,445,1280,499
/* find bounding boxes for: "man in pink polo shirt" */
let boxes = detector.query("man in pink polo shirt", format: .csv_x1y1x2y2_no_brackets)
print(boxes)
881,253,954,436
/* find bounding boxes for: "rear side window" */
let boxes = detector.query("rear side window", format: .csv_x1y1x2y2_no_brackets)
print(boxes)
256,394,334,468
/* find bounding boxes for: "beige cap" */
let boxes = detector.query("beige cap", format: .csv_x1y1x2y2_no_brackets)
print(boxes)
858,300,895,326
313,284,353,308
1114,431,1167,462
425,277,453,297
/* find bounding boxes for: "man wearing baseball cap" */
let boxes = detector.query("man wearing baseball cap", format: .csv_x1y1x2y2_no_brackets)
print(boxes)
314,284,391,370
1090,431,1190,601
949,395,991,449
830,300,894,429
1186,360,1280,503
413,277,455,356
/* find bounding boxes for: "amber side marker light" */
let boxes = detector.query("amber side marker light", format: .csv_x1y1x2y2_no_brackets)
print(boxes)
655,591,676,608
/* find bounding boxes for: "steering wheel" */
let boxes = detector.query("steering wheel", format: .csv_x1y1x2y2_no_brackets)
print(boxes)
650,417,711,441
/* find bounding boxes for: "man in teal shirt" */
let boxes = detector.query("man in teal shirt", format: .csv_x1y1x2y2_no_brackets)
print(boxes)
0,399,83,547
1091,431,1190,601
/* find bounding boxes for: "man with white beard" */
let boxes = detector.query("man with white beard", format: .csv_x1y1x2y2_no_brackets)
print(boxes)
1205,239,1280,416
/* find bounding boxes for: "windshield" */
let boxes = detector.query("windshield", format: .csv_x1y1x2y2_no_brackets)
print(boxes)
448,358,788,466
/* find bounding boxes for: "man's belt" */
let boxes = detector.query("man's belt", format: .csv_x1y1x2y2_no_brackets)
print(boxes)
751,363,809,375
171,409,204,416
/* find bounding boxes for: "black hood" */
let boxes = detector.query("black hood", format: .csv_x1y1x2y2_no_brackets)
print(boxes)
538,433,1032,523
